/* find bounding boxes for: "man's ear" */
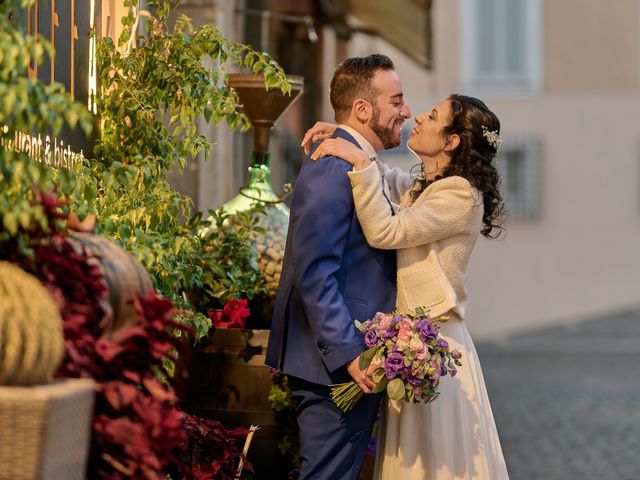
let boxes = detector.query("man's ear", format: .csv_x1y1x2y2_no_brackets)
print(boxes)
353,99,372,123
444,134,460,152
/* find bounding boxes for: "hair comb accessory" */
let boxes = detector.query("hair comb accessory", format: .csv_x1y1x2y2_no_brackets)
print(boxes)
481,125,502,151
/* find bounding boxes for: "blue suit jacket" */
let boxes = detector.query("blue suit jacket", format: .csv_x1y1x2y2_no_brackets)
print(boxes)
266,128,397,385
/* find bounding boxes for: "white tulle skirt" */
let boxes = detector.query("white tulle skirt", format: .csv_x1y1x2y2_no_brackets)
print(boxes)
374,314,509,480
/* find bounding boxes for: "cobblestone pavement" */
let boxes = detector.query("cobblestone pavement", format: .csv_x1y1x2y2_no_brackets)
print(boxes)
476,309,640,480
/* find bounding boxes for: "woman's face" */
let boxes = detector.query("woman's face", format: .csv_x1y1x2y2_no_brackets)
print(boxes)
407,99,453,157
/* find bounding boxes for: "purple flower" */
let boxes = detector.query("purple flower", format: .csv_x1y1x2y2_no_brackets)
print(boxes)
385,328,398,339
384,352,405,379
437,338,449,349
374,312,387,322
417,319,438,340
288,468,300,480
364,331,378,347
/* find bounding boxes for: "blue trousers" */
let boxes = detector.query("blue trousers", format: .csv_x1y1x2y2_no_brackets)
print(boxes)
289,376,381,480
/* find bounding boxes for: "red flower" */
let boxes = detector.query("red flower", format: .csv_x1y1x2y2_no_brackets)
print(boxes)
209,299,250,329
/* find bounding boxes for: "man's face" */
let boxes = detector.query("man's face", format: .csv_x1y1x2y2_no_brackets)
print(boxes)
369,69,411,149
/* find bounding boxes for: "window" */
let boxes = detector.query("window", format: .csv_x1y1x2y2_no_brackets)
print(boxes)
496,136,541,219
460,0,541,93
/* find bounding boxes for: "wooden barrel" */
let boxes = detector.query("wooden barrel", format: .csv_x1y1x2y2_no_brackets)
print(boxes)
186,328,288,479
69,233,154,335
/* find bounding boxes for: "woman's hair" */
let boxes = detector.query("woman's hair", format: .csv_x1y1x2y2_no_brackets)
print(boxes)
411,94,506,238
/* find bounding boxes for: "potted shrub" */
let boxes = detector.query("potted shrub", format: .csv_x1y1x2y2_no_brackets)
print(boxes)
0,262,95,480
0,1,291,477
186,206,267,326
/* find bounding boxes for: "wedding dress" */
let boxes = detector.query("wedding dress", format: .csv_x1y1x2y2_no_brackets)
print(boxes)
347,163,510,479
374,314,509,479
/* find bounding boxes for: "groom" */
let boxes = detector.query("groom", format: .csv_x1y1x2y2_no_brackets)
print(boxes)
266,54,411,479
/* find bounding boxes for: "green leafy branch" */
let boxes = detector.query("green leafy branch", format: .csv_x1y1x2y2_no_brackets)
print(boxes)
85,0,286,327
1,0,288,338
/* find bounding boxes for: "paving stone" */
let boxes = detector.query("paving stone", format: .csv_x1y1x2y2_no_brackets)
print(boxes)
476,309,640,480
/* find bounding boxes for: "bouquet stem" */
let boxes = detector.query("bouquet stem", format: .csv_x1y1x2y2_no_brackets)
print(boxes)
330,381,364,413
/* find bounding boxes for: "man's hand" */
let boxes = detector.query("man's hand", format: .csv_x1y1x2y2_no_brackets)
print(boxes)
346,356,376,394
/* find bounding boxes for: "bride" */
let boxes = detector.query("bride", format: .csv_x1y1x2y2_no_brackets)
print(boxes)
306,94,510,479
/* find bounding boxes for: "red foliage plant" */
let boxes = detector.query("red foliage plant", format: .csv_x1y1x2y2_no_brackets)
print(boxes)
0,190,250,479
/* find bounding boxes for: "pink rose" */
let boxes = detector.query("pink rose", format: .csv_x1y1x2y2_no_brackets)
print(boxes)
415,344,431,362
377,313,393,331
397,321,412,341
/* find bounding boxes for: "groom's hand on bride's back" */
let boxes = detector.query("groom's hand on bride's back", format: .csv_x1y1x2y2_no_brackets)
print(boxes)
347,356,376,394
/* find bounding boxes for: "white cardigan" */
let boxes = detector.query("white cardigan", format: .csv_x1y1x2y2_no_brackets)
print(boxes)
347,163,483,319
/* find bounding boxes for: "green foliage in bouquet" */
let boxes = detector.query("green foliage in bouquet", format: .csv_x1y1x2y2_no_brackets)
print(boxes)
0,261,65,385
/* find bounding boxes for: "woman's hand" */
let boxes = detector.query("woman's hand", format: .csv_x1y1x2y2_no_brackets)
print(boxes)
310,138,372,170
301,121,337,154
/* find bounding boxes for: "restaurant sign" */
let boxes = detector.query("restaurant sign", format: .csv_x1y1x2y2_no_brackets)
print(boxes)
5,0,99,166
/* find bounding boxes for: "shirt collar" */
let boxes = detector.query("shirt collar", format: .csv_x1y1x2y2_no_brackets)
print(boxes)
338,124,378,160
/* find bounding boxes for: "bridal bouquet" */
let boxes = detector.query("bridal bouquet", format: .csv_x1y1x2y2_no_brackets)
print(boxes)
331,308,462,413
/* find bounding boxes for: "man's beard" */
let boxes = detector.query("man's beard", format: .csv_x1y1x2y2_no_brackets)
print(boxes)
370,106,402,150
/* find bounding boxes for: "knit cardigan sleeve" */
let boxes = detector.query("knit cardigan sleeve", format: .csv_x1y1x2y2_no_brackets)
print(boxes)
347,163,478,250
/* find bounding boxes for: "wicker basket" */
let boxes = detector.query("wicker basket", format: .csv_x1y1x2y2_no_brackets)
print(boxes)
0,378,95,480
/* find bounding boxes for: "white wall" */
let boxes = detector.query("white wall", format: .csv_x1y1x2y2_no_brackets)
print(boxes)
466,94,640,339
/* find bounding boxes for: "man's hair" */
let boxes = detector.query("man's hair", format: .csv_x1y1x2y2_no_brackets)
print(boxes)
329,54,395,123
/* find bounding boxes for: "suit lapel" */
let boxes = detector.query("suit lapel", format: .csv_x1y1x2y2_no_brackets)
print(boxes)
333,128,396,214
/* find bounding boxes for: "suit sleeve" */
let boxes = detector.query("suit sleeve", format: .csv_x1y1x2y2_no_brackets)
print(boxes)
290,156,366,373
347,164,478,249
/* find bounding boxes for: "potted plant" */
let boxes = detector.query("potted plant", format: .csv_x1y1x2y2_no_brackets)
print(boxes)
87,0,291,340
186,206,267,328
2,0,296,476
0,261,95,480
